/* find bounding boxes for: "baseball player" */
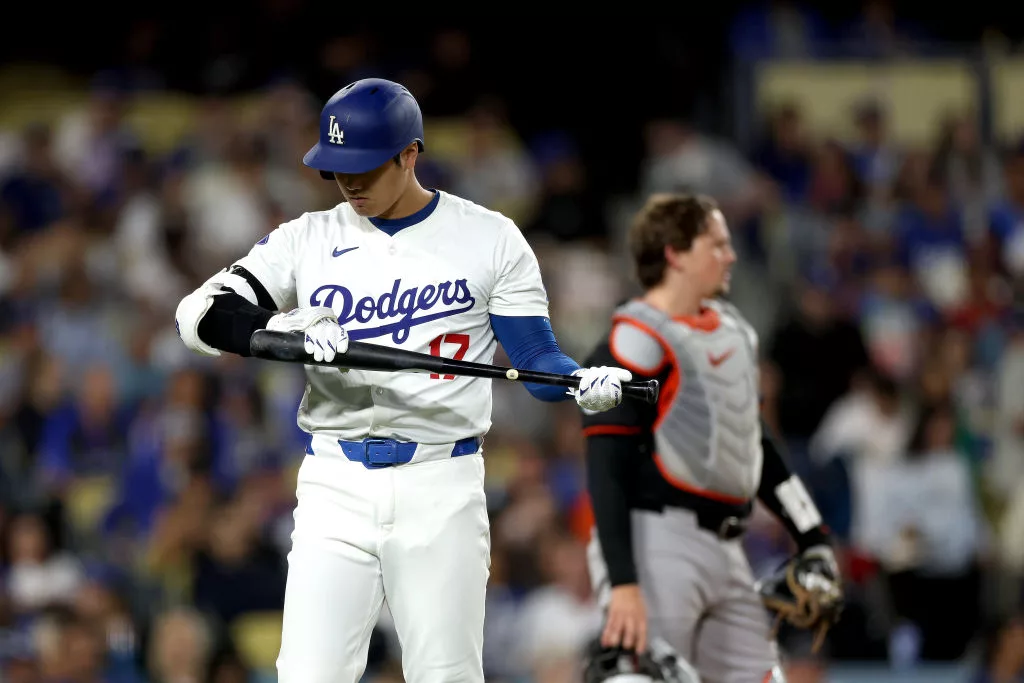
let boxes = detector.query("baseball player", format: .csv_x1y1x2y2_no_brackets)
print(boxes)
173,78,632,683
580,193,843,683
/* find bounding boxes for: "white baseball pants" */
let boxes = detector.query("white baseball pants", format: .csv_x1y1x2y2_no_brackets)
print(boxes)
275,450,490,683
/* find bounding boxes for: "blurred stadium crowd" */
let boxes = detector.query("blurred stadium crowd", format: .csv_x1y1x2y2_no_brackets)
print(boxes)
2,6,1024,683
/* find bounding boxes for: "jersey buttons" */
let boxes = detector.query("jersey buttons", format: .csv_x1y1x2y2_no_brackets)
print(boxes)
388,244,397,255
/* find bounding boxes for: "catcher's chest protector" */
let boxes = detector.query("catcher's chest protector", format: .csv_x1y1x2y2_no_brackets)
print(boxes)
614,299,763,500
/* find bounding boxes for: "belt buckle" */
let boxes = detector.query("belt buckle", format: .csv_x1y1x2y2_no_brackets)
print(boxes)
363,438,397,467
718,515,744,540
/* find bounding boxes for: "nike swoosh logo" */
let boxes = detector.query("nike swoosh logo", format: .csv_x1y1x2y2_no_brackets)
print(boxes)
708,348,734,367
577,376,600,397
332,246,359,257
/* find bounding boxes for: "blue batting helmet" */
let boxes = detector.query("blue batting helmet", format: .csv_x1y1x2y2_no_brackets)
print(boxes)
303,78,424,178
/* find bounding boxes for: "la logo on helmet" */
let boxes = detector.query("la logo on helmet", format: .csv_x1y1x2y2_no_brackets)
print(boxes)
328,115,344,145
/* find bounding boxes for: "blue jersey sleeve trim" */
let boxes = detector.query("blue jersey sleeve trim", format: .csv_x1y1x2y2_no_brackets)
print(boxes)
489,314,581,401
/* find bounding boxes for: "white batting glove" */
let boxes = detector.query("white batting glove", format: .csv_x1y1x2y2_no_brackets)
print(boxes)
266,307,349,363
570,366,632,413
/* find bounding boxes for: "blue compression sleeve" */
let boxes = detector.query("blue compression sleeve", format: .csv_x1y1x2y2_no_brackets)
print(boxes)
489,314,582,401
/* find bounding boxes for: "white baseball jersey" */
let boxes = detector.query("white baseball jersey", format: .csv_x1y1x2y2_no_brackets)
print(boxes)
232,190,549,446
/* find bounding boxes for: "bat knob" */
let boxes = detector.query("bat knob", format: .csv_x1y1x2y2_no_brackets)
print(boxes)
506,369,519,381
646,379,660,404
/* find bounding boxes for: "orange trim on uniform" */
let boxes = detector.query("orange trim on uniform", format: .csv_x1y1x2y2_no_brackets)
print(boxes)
610,314,682,432
582,425,643,437
611,314,670,353
674,306,721,332
761,672,773,683
609,320,667,376
611,311,744,507
655,366,681,433
653,453,750,505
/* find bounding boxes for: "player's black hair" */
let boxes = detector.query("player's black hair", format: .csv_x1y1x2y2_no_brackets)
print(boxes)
627,193,719,289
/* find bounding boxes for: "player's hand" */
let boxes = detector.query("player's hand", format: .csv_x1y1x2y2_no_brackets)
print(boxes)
266,306,349,363
603,584,648,653
570,366,632,413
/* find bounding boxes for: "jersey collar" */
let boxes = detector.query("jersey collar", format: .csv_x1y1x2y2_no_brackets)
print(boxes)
368,190,440,236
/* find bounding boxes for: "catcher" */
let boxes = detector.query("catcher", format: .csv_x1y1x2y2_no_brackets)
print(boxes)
581,193,843,683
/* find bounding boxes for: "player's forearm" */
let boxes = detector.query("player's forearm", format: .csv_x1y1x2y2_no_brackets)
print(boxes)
518,347,581,401
757,419,832,550
196,291,275,356
177,265,279,358
586,434,640,586
489,314,580,401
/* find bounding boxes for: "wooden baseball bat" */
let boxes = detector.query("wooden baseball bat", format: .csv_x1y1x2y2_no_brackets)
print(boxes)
249,329,660,405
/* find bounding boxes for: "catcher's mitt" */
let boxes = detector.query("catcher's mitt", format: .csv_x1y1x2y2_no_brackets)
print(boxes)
755,546,844,653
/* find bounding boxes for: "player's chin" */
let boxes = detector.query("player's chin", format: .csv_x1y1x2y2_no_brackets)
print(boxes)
346,198,374,215
719,272,733,293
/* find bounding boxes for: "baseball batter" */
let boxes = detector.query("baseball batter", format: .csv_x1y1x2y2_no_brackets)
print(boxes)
580,194,843,683
173,78,631,683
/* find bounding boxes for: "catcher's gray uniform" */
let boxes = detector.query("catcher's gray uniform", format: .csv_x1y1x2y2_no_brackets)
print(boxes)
582,298,834,683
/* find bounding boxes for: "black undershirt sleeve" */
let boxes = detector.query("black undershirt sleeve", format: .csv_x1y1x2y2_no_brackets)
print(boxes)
580,338,659,587
757,419,832,551
585,432,646,586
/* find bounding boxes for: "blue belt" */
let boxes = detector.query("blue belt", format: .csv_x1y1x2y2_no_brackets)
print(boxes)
309,436,481,468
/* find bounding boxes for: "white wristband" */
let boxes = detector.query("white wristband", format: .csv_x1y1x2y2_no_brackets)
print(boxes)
774,475,823,534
